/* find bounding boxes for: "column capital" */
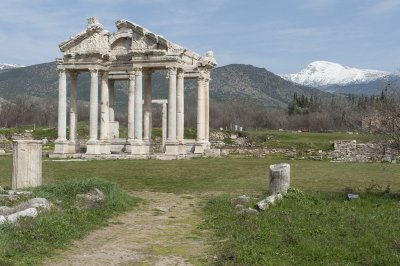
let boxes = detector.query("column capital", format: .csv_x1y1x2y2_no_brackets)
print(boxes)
89,68,99,75
101,70,109,79
57,68,66,75
166,66,177,79
177,68,184,79
134,67,142,76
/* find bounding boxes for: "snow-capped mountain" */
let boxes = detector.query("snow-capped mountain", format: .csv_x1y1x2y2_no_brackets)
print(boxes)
281,61,391,87
0,63,24,70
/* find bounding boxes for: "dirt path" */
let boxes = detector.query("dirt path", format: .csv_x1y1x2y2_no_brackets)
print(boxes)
43,191,211,265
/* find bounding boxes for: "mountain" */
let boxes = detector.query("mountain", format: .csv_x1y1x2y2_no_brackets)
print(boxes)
0,62,330,109
0,63,24,70
281,61,399,95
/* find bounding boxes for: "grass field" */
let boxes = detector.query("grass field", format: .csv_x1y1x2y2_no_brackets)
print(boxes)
0,147,399,264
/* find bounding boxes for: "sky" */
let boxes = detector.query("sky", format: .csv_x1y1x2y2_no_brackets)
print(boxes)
0,0,400,74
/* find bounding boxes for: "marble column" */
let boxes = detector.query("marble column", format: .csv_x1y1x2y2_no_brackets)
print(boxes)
54,69,68,154
196,76,206,142
127,73,135,140
143,70,152,141
69,71,78,143
134,67,143,142
162,102,167,151
109,80,115,123
86,68,100,155
108,79,119,139
100,71,110,141
167,67,177,141
205,77,210,143
99,71,110,154
57,69,67,142
89,69,99,142
176,69,184,143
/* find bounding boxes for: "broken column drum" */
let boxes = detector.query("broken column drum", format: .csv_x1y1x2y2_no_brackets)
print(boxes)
53,17,217,157
12,140,43,189
269,163,290,195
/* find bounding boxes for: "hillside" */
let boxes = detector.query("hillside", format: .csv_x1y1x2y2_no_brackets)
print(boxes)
0,62,329,108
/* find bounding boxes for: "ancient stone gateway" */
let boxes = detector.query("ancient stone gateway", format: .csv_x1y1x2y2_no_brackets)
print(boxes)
53,17,216,158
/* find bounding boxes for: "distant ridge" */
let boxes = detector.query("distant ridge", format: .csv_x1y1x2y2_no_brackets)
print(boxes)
0,62,330,108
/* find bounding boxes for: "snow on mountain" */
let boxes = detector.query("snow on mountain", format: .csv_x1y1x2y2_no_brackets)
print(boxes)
281,61,390,87
0,63,25,70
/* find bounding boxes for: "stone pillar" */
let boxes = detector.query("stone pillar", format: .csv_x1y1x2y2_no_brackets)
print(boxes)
12,140,42,189
195,73,206,154
176,69,186,155
134,67,143,142
99,71,110,154
165,67,179,156
109,79,119,139
86,68,100,155
68,71,79,153
143,70,152,141
162,102,167,151
205,77,210,144
54,69,68,154
167,67,177,141
176,69,184,142
127,73,135,141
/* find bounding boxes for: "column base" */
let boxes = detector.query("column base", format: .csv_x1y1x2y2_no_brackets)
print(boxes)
99,140,111,154
68,141,80,153
194,141,208,154
86,140,101,155
165,140,181,156
109,121,119,139
54,139,69,154
126,140,152,155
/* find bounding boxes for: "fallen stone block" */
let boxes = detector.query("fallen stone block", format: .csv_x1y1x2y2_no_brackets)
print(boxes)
256,194,283,210
347,194,359,201
7,207,38,223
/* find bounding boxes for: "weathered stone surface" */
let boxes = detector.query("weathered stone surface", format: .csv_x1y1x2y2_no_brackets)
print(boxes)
230,195,250,208
0,197,50,216
347,194,360,201
269,163,291,195
7,207,38,223
76,188,106,209
256,194,283,210
12,140,43,189
237,208,258,217
0,149,5,155
0,215,6,224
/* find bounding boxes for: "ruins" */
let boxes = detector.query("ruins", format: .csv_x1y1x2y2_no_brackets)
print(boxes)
53,17,216,158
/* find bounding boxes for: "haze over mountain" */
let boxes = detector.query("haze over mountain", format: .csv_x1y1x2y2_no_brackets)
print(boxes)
281,61,400,95
0,62,330,109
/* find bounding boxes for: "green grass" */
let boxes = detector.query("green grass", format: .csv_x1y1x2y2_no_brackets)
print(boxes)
243,129,375,151
204,188,400,265
0,178,139,265
1,155,400,193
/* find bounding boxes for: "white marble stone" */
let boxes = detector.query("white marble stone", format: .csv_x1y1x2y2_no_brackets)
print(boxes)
12,140,42,189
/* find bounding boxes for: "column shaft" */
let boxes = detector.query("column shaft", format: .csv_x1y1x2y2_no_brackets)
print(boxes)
167,67,177,141
176,69,184,142
162,103,167,149
89,69,99,142
134,68,143,141
196,77,206,141
205,78,210,141
57,69,67,141
69,72,78,143
127,74,135,140
143,70,152,141
109,80,115,122
100,71,109,140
